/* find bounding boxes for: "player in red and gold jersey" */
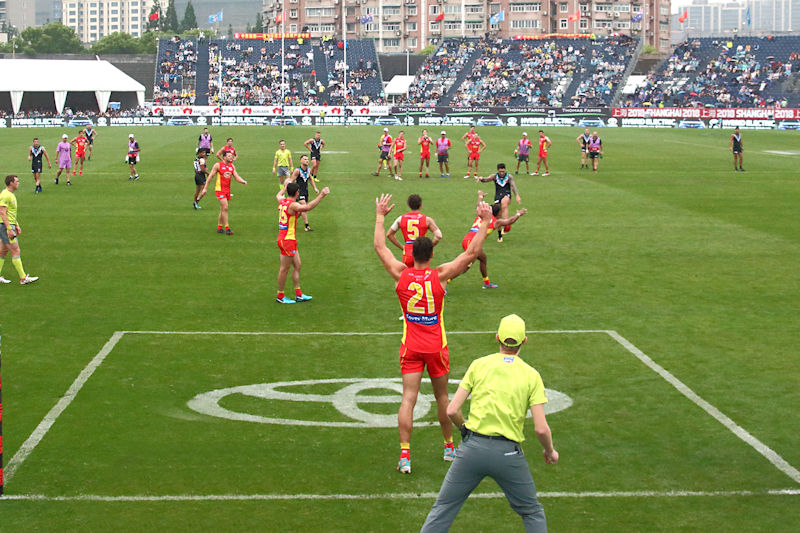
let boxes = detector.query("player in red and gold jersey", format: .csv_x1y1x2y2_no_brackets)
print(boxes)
375,192,492,474
200,151,247,235
275,180,331,304
464,135,486,179
391,130,407,181
70,130,88,176
387,194,443,267
461,190,526,289
532,130,552,176
418,129,432,178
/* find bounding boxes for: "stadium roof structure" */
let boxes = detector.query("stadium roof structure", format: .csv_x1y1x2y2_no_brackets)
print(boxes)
0,59,145,113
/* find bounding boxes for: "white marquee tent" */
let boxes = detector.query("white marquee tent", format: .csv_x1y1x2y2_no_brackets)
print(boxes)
0,59,146,113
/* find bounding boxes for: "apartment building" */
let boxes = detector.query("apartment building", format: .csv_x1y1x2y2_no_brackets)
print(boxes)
262,0,672,53
61,0,154,42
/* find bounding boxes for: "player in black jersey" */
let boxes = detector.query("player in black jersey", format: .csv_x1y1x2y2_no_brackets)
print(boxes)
475,163,522,242
85,125,98,160
303,131,325,183
729,127,745,172
28,138,52,194
576,128,591,169
287,155,320,231
193,148,210,209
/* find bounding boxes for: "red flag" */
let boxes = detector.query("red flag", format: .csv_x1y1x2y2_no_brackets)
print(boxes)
678,9,688,23
276,12,284,23
568,10,580,22
149,12,159,21
435,13,444,22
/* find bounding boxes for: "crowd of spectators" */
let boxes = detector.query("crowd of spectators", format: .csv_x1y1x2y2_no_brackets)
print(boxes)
624,37,798,108
323,40,385,105
0,107,154,119
154,37,197,105
406,39,481,106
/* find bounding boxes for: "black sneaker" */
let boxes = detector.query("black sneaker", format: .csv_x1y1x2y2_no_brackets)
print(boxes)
133,174,140,181
55,178,59,184
66,181,72,186
739,167,745,172
305,226,313,232
128,176,133,180
225,228,234,235
217,228,224,234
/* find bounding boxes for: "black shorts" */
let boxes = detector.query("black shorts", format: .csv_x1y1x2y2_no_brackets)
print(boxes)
588,151,600,159
437,154,449,163
127,155,138,165
87,137,94,145
298,194,308,202
581,146,588,153
733,149,742,154
32,163,43,174
494,193,510,205
379,151,390,160
310,153,321,161
195,173,207,186
517,154,529,162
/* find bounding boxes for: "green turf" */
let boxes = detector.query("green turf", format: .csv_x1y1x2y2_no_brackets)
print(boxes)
0,125,798,531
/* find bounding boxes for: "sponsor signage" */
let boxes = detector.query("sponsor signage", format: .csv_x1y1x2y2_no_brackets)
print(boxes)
11,117,64,127
234,32,312,40
613,107,800,120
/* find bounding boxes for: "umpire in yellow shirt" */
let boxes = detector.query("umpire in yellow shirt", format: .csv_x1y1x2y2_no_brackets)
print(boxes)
420,314,559,533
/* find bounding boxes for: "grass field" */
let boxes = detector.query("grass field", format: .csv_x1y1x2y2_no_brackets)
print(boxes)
0,124,798,532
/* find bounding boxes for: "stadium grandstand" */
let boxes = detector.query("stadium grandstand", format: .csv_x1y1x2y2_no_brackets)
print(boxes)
622,36,800,108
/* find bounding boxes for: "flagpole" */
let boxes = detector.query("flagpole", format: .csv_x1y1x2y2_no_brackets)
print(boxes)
342,0,348,117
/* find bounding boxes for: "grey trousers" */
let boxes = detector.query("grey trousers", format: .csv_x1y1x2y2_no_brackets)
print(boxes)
420,434,547,533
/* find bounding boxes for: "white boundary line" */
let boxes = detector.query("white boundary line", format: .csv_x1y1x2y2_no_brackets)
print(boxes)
2,489,799,502
4,329,799,496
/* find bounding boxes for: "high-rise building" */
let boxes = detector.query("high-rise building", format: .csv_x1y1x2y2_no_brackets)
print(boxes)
61,0,155,43
675,0,799,37
262,0,672,53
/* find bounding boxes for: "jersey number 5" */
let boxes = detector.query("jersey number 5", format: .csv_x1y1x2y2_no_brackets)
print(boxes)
279,204,289,225
406,281,434,314
406,219,420,240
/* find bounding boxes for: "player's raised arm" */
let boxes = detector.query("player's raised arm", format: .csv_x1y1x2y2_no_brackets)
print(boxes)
495,208,527,229
374,194,406,281
474,174,492,183
436,201,492,282
292,187,330,213
426,216,443,246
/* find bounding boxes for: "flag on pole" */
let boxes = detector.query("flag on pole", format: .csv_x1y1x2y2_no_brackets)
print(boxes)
276,12,284,23
360,14,373,24
209,10,223,24
435,13,445,22
489,10,505,25
632,11,644,22
746,7,751,26
568,10,580,22
678,9,688,23
149,12,159,21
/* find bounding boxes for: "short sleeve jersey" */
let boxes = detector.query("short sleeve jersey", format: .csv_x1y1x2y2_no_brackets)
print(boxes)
396,267,447,352
460,352,548,443
215,162,235,193
0,188,18,225
274,149,291,167
277,197,298,241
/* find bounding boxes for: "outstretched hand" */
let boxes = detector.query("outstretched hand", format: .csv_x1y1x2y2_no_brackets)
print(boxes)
476,201,492,221
321,187,331,196
517,208,528,216
376,194,395,216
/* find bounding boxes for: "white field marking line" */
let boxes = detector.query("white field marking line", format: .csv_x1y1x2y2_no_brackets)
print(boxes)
121,330,609,336
607,330,800,485
1,489,798,502
661,138,800,158
3,332,126,485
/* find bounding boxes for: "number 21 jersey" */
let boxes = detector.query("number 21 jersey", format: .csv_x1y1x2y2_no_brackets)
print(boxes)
396,268,447,352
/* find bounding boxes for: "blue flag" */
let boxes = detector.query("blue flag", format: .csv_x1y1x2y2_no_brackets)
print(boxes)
489,10,505,25
632,11,643,22
216,10,223,23
208,13,217,23
746,7,751,26
360,14,373,24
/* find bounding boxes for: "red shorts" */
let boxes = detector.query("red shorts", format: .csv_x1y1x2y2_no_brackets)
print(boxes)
402,252,414,268
399,344,450,378
394,153,404,161
420,151,430,159
76,150,85,159
216,190,231,201
277,238,297,256
461,233,475,251
469,152,480,161
539,151,547,158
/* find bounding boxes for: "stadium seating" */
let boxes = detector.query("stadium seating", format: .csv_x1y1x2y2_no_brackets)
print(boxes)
153,37,197,105
623,36,800,108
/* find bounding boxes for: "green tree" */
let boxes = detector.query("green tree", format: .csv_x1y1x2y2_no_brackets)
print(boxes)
138,31,158,55
147,0,162,31
18,22,85,54
180,1,198,32
91,32,144,54
164,2,180,32
254,12,264,33
227,24,233,39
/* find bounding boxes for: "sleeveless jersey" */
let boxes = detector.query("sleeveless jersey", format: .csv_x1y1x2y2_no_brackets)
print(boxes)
85,126,95,139
400,212,428,246
215,162,234,193
468,139,482,155
396,267,447,352
419,137,432,155
518,139,532,155
128,140,139,157
277,197,298,241
198,133,212,149
309,138,323,158
732,134,742,151
381,134,393,152
588,137,602,152
538,136,548,156
464,214,497,244
494,173,512,198
30,145,44,163
194,156,206,180
394,138,406,154
75,137,87,154
581,133,591,147
296,166,311,195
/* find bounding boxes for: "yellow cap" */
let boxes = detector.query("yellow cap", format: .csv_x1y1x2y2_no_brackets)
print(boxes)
497,314,526,347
